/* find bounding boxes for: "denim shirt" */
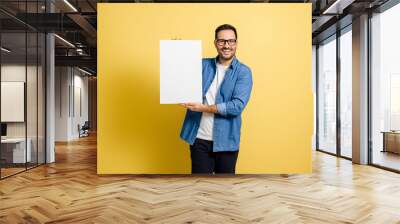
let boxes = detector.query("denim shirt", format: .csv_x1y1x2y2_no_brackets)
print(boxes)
180,56,253,152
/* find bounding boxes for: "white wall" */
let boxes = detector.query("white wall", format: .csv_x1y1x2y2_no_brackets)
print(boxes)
55,66,70,141
1,65,27,142
55,67,89,141
72,73,89,138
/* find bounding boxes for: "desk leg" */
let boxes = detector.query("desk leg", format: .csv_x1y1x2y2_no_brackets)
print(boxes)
382,133,386,153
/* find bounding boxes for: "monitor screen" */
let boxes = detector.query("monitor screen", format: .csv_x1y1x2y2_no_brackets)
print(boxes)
1,123,7,137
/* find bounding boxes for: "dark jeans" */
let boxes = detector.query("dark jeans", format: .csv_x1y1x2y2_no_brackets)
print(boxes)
190,138,239,174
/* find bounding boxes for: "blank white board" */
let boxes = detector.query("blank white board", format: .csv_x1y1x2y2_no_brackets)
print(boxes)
160,40,202,104
1,82,25,122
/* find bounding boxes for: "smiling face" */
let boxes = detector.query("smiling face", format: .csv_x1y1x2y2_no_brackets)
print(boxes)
214,29,237,62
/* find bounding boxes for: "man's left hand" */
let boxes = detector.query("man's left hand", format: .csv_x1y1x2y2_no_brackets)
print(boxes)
181,103,217,113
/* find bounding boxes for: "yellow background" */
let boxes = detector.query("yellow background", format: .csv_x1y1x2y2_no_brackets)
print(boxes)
97,3,313,174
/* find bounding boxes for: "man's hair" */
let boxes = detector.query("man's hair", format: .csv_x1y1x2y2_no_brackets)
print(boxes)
215,24,237,40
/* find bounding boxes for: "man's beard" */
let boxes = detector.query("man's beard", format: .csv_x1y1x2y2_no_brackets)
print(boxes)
220,49,235,60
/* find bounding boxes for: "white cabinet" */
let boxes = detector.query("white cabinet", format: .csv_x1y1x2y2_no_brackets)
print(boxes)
1,138,32,163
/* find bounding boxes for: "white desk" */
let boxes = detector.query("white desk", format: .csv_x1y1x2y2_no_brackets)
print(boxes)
1,138,31,163
381,131,400,154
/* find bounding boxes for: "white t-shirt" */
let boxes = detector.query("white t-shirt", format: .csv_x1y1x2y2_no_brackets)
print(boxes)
196,63,229,141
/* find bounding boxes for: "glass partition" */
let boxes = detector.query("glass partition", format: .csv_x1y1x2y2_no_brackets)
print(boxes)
1,31,28,177
317,35,337,154
0,1,46,179
371,3,400,171
339,28,352,158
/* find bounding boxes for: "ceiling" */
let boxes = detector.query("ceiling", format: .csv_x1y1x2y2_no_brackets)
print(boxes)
0,0,394,75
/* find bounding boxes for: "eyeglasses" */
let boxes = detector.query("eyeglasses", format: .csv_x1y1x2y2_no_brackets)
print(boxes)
216,39,237,46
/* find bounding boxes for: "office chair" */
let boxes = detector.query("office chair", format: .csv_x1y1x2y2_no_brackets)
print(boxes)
79,121,90,138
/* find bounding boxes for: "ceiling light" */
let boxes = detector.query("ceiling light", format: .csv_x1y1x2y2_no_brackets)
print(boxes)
78,67,93,76
322,0,355,15
54,34,75,48
63,0,78,12
1,47,11,53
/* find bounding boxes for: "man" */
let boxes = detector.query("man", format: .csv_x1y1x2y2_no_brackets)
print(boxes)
180,24,253,174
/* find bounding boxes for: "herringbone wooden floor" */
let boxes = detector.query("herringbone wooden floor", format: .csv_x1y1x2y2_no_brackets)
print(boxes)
1,134,400,224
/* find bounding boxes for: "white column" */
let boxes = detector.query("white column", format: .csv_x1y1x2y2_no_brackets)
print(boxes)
45,0,55,163
352,14,369,164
